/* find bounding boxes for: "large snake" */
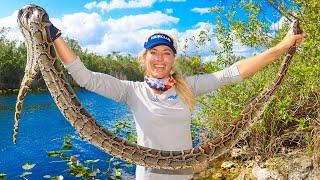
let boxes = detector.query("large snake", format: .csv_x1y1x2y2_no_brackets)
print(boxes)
13,5,302,170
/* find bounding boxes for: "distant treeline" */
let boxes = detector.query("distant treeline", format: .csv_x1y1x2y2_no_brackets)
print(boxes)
0,28,226,93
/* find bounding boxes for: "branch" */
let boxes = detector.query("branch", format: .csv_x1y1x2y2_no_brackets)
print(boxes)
267,0,302,22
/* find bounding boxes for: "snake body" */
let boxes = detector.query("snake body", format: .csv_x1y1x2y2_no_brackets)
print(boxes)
13,5,301,170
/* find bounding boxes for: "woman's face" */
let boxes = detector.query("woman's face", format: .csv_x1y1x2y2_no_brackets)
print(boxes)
144,45,175,79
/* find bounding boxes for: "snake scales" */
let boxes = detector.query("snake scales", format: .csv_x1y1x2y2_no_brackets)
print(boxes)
13,4,302,170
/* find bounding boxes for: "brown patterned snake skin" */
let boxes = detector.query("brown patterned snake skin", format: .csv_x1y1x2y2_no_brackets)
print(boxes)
13,5,302,170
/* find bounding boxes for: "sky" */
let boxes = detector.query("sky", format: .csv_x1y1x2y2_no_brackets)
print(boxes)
0,0,285,60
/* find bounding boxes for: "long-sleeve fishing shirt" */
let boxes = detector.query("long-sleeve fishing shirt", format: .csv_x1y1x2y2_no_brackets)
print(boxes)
64,57,243,180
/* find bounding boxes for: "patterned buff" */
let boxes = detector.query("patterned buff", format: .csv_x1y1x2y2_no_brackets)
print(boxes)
144,76,176,92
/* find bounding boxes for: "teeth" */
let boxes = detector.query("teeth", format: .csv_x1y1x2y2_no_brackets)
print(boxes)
153,65,165,72
154,65,165,68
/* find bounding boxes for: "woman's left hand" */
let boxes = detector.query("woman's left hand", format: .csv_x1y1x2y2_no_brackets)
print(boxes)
275,24,307,54
236,22,307,79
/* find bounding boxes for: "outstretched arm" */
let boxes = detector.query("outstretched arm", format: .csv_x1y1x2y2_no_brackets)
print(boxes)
53,37,77,64
235,28,306,79
187,26,306,96
47,24,131,104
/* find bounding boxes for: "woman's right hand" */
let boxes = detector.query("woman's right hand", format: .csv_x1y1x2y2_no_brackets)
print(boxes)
43,11,61,42
41,10,76,63
47,23,61,42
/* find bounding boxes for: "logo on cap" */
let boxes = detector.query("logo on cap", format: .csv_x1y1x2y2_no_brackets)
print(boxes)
150,34,172,42
144,33,176,54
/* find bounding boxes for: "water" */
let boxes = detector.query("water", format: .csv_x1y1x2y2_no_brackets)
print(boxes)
0,90,135,179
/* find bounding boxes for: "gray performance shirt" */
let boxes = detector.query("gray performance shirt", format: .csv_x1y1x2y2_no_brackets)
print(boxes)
64,57,243,180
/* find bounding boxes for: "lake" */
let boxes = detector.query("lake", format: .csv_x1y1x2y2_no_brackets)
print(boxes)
0,90,202,179
0,90,136,179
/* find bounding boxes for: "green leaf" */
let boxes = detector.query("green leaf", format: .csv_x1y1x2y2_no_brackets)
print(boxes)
43,175,51,178
84,159,100,164
0,173,7,179
106,158,114,163
114,169,122,177
20,172,32,177
47,151,61,157
126,163,133,168
62,141,73,149
59,149,73,153
89,168,100,176
64,135,75,140
209,6,224,12
51,175,64,180
22,163,35,170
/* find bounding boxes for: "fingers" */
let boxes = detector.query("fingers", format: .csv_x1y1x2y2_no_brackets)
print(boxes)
296,39,302,46
294,32,307,46
302,32,308,38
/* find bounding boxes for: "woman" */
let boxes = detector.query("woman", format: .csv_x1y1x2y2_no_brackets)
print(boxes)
47,18,304,180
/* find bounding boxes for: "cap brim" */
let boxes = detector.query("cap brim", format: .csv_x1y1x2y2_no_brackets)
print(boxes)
145,42,177,54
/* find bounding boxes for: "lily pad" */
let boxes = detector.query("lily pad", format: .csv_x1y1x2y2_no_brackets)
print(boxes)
0,173,7,180
43,175,51,178
20,172,32,177
22,163,35,170
84,159,100,164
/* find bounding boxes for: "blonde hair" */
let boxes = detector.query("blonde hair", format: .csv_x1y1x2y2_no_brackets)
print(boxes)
138,49,196,111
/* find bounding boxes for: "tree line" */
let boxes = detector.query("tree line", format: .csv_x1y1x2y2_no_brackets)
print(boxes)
0,28,224,93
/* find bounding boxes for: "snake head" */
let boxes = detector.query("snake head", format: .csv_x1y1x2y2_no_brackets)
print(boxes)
17,4,50,36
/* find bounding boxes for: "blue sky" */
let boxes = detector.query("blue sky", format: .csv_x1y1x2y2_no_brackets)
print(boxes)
0,0,284,59
0,0,217,32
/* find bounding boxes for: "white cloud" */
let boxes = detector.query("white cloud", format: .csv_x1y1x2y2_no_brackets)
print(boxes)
191,7,210,15
84,1,97,10
0,10,24,41
0,9,178,55
270,16,288,31
202,55,217,62
0,8,180,55
60,11,179,55
85,31,142,55
165,8,173,14
51,12,109,45
0,8,254,59
85,24,187,55
106,11,179,32
160,0,186,2
84,0,186,12
233,42,255,57
0,10,18,28
51,10,178,44
178,22,256,59
84,0,156,12
84,14,179,55
178,22,218,57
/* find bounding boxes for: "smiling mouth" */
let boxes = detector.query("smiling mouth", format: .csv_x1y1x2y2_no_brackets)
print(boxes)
153,65,166,72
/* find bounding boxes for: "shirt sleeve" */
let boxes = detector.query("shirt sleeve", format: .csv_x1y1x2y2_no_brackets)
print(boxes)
63,57,131,103
186,63,243,96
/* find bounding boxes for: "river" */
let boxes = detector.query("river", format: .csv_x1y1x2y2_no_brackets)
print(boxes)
0,90,135,179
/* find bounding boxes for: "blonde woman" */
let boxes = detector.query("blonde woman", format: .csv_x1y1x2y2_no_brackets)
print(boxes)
47,17,304,180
